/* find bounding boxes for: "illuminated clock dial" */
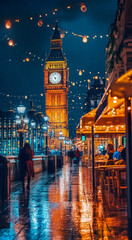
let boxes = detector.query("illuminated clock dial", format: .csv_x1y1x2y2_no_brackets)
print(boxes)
49,72,61,84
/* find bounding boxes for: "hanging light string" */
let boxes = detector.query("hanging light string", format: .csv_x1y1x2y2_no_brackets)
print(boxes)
3,1,88,26
3,0,109,48
4,21,109,46
77,69,106,77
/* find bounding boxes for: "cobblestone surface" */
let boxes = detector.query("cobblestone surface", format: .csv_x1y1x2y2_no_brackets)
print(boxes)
0,163,129,239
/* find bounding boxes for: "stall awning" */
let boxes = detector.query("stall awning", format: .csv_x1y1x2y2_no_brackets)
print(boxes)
81,108,96,127
95,93,108,123
95,97,125,125
111,69,132,98
77,104,125,137
95,69,132,122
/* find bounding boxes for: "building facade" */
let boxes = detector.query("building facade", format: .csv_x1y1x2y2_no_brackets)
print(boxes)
105,0,132,86
0,101,45,155
44,21,69,142
84,77,105,114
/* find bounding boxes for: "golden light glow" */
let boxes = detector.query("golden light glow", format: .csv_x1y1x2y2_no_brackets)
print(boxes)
25,58,30,62
38,20,43,27
15,19,20,22
60,33,65,39
80,3,87,12
5,20,11,29
8,40,14,46
82,35,87,43
114,96,118,100
79,70,82,76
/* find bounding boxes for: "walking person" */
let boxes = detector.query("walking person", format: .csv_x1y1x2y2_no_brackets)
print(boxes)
75,148,80,164
18,143,34,193
68,148,75,165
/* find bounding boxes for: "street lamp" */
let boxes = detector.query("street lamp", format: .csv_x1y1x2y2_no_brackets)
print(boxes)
16,105,29,148
43,115,49,155
59,131,63,155
31,120,36,151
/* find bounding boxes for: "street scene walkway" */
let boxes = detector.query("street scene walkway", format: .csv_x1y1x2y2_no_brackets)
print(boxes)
0,163,128,240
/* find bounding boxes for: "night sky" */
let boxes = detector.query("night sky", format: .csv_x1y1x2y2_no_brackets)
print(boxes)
0,0,117,138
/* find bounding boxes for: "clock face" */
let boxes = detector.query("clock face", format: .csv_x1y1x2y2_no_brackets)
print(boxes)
49,72,61,84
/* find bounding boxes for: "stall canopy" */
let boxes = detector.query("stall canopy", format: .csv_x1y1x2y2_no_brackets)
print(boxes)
78,108,96,134
95,95,125,126
111,69,132,98
77,105,125,137
95,69,132,123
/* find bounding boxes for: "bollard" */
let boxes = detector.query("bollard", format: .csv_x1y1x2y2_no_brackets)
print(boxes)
47,155,56,173
57,155,63,168
42,156,48,171
0,155,10,200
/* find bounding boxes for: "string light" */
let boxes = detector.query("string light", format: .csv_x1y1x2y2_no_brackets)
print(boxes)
25,58,30,62
82,35,87,43
8,40,14,46
79,70,82,76
37,20,43,27
80,3,87,12
2,2,109,47
60,33,65,39
5,20,11,29
15,19,20,22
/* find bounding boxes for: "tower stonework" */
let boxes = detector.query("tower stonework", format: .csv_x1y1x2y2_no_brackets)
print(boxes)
44,21,69,141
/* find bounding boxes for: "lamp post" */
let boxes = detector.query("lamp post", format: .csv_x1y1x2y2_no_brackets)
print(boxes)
43,115,49,155
64,139,67,156
59,131,63,155
16,105,29,148
31,120,36,151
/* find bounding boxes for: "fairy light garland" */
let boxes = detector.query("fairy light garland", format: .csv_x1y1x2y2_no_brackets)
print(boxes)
3,1,109,48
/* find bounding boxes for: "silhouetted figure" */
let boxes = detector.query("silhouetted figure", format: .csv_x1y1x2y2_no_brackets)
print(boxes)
75,148,80,164
106,144,114,160
68,149,75,164
121,147,126,163
18,143,34,193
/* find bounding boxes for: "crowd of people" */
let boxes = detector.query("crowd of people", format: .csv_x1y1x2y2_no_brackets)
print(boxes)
18,142,81,193
18,141,126,193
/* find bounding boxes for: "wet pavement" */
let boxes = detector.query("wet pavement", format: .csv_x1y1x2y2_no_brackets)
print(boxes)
0,163,129,239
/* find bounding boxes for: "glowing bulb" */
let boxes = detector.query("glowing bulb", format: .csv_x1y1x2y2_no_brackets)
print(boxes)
82,35,87,43
60,33,65,38
5,20,11,29
79,70,82,76
25,58,30,62
8,40,14,46
81,3,87,12
38,20,43,27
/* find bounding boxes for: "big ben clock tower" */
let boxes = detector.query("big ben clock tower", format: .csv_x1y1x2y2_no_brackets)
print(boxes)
44,20,69,141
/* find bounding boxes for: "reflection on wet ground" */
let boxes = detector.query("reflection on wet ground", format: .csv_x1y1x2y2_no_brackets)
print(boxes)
0,163,129,239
